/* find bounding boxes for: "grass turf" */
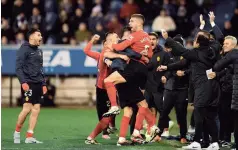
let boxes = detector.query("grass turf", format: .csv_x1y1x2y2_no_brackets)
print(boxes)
2,107,192,150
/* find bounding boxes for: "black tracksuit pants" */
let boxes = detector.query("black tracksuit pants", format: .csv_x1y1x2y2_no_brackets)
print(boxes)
159,89,188,138
194,107,219,143
219,91,233,142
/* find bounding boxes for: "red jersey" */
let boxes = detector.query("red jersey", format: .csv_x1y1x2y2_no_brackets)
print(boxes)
112,30,153,63
84,42,110,89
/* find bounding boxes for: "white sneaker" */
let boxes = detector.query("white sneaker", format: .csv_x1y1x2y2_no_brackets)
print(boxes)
188,125,195,133
25,137,43,144
13,131,20,144
103,106,120,117
206,142,219,150
182,141,201,150
169,121,174,130
161,130,169,137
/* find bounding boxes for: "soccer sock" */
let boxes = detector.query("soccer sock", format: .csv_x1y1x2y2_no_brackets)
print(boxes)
134,107,147,131
109,115,116,127
15,124,22,132
144,108,156,127
26,130,34,138
119,116,130,138
89,117,110,139
104,82,117,107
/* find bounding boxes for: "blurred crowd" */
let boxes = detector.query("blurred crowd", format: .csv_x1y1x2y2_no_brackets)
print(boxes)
2,0,238,47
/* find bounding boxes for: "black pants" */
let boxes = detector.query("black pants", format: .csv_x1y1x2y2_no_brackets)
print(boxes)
144,90,164,114
96,87,110,135
234,110,238,149
159,89,188,138
194,107,219,143
219,91,233,142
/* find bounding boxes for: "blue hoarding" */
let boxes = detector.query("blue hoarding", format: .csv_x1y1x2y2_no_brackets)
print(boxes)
1,45,101,75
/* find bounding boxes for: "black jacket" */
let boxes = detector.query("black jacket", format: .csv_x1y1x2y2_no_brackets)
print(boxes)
213,49,238,111
166,37,221,107
16,42,46,85
164,54,189,90
145,45,170,92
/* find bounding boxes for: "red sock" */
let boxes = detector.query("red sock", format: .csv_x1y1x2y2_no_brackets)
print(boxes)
26,132,33,138
89,117,110,139
134,107,147,130
144,108,156,127
105,82,117,107
15,124,22,132
109,115,116,127
119,116,130,138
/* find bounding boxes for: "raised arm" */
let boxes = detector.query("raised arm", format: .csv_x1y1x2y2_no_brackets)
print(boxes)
83,35,101,61
209,11,224,42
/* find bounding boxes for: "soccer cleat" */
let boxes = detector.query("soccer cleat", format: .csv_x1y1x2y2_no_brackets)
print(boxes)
145,125,160,142
117,140,133,146
85,138,101,145
182,141,202,150
206,142,219,150
102,134,111,140
161,130,170,138
168,121,175,130
188,125,195,133
13,131,20,144
103,106,120,117
25,137,43,144
180,138,187,144
131,135,146,145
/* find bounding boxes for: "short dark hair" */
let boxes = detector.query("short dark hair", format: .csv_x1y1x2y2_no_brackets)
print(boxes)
105,32,116,39
131,14,145,24
121,26,131,37
27,28,41,40
149,32,159,39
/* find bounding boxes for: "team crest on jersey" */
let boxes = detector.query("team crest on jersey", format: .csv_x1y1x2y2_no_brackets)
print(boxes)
157,56,160,62
180,56,183,60
25,96,29,101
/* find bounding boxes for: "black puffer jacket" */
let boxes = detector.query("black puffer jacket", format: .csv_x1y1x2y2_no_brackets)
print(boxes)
213,49,238,111
166,37,221,107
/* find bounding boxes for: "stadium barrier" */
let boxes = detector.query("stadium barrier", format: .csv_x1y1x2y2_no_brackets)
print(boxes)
1,45,102,107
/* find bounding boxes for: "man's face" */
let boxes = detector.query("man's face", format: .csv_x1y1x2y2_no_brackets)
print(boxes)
149,35,158,50
129,17,138,32
122,31,131,40
107,33,119,44
31,31,42,46
223,39,235,52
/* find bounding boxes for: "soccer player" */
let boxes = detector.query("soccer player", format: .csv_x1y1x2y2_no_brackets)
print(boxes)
104,14,159,145
84,34,129,144
14,29,47,144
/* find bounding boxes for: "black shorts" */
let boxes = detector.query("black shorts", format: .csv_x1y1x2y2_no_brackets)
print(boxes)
118,59,148,90
116,82,144,109
144,90,164,113
96,87,110,120
21,82,44,105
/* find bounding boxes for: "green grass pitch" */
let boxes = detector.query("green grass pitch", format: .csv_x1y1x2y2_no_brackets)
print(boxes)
2,107,193,150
